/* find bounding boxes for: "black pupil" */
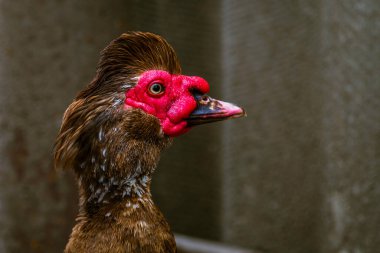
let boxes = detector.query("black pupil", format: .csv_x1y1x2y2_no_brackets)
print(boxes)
152,84,162,93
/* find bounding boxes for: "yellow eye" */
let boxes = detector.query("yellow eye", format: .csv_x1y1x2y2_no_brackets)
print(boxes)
148,83,165,96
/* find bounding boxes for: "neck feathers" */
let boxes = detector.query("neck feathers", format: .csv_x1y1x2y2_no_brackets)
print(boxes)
54,95,171,215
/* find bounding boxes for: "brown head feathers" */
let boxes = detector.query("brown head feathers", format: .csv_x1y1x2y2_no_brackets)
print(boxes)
78,32,181,99
54,32,178,172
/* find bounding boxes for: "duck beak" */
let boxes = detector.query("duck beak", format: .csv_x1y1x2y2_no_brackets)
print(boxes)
186,93,246,126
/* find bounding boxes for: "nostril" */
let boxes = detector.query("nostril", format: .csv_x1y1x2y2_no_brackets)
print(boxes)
201,95,210,103
190,88,210,104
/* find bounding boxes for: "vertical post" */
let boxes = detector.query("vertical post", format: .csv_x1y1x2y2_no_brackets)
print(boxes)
221,1,324,252
320,1,380,252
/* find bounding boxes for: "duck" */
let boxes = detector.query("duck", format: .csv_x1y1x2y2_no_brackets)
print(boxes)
54,31,244,253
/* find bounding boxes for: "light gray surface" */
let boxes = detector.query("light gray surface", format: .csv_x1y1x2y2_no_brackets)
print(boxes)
0,1,379,253
176,234,255,253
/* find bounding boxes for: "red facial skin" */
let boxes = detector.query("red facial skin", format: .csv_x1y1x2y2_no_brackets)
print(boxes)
124,70,209,137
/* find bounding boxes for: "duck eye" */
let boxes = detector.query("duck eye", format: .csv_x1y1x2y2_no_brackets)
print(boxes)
148,83,165,96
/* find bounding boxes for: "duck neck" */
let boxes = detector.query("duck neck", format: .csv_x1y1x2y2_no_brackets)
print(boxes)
76,137,167,218
79,168,153,218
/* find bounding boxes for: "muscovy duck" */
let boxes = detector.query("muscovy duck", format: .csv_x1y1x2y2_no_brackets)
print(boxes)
54,32,244,253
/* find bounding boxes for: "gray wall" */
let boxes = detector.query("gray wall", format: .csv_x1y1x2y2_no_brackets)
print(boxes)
0,1,379,253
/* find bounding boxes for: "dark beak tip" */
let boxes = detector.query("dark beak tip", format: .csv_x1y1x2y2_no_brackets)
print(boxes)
241,108,247,117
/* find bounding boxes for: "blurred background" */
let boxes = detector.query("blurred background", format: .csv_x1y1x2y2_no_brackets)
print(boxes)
0,0,379,252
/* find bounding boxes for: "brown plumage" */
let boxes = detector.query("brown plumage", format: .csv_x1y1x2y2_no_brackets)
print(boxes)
55,32,244,253
55,32,178,253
